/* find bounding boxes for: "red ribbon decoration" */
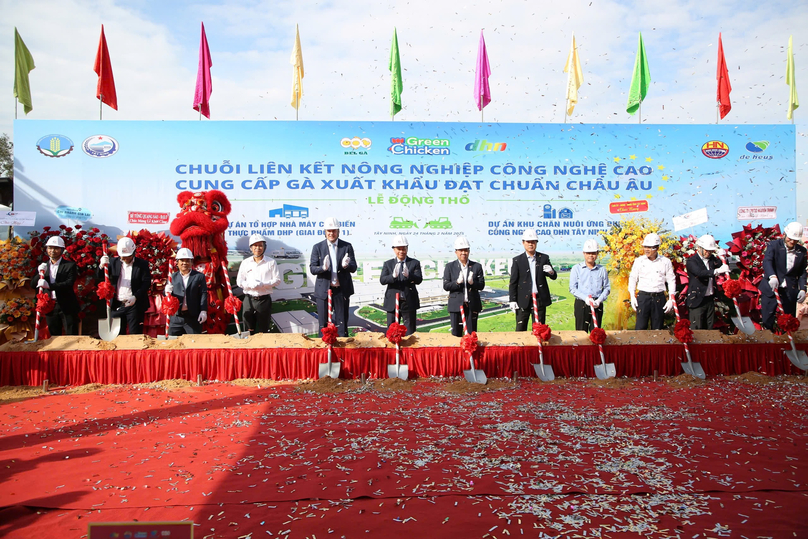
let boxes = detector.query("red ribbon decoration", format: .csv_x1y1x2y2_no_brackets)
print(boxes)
461,331,479,355
589,327,607,345
777,314,800,334
96,281,116,301
674,319,694,344
532,323,552,342
722,279,742,299
224,295,242,315
36,292,55,314
321,323,338,345
160,295,180,316
385,322,407,345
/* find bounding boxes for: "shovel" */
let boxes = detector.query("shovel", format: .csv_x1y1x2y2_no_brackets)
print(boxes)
98,241,121,342
671,299,706,379
387,292,409,380
319,288,341,379
221,260,250,339
773,287,808,369
158,259,177,341
588,295,616,380
530,292,554,381
33,268,46,342
717,252,755,335
460,304,486,384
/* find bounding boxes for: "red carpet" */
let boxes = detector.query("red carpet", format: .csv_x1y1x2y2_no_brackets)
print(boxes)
1,379,806,537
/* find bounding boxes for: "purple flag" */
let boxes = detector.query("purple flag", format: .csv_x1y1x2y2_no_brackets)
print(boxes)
193,22,213,118
474,30,491,111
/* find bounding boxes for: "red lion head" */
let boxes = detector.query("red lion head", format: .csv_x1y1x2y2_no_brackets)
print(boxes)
170,190,231,261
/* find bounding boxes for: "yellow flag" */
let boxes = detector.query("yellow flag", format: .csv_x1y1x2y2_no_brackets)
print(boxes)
563,34,584,116
290,25,304,109
787,35,799,120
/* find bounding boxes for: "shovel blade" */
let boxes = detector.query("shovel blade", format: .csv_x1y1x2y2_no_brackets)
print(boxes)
533,363,555,381
463,368,487,384
230,331,251,339
157,335,178,341
681,360,706,379
318,362,341,379
784,349,808,370
731,316,756,335
594,363,616,380
98,316,121,342
387,364,400,379
396,364,409,380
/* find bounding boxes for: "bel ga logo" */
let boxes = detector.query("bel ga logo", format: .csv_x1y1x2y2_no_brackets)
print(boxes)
82,135,119,158
36,134,74,158
701,140,729,159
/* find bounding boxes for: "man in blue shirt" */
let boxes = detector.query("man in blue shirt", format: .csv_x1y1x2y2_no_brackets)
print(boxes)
569,239,611,332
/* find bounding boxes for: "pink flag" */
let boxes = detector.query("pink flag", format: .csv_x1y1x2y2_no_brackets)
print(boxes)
474,30,491,111
716,33,732,119
193,22,213,118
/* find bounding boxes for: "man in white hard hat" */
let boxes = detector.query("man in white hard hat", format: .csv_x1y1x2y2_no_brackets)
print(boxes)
443,236,486,336
569,239,611,333
309,217,357,337
759,222,808,330
628,232,677,330
685,235,730,330
33,235,79,336
97,237,152,334
379,235,423,335
236,234,281,334
165,248,208,335
509,229,557,330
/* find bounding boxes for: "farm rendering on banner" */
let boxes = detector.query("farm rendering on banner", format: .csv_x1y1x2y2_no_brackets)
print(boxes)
13,121,796,259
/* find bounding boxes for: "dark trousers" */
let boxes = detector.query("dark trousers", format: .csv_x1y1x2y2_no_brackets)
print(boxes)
635,291,666,330
688,295,715,330
450,304,478,337
760,289,798,330
515,306,546,331
242,294,272,334
169,311,203,336
316,289,350,337
387,309,417,335
112,303,145,335
45,304,78,337
574,298,602,333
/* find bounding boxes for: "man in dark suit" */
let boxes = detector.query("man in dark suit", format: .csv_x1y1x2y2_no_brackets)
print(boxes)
759,222,808,330
34,235,80,336
379,235,423,335
165,248,208,335
685,235,730,330
97,237,152,335
509,229,557,330
443,236,485,337
309,217,357,337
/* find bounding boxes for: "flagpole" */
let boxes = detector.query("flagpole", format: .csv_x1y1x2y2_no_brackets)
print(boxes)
638,102,641,124
15,101,17,120
716,102,719,124
99,94,103,120
481,94,484,123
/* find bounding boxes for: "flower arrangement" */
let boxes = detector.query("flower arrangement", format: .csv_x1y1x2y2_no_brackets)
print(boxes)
589,327,607,345
122,229,177,294
532,323,552,342
0,296,34,325
0,237,36,297
385,322,407,345
725,224,781,285
321,323,338,345
460,332,479,355
673,319,694,344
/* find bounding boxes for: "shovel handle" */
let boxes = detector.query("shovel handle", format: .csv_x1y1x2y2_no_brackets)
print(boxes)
34,268,45,342
587,295,600,329
102,241,112,308
396,292,400,324
221,260,243,334
716,252,730,285
772,287,797,346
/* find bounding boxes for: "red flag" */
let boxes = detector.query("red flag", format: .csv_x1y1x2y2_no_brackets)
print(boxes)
193,22,213,118
716,33,731,119
94,25,118,110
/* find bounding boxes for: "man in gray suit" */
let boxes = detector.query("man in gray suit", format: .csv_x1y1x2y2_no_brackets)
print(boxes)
379,235,423,335
309,217,357,337
165,248,208,335
443,236,485,337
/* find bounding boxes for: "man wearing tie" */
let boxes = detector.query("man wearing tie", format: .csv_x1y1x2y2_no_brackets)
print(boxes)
509,229,557,330
759,222,808,330
309,217,357,337
685,235,730,330
165,248,208,335
97,237,152,335
379,235,423,335
443,236,486,337
34,236,80,336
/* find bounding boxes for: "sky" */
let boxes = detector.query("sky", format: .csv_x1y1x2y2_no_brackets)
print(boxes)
2,0,808,215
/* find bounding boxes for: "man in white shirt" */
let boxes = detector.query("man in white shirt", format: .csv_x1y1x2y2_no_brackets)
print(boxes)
236,234,281,335
685,235,729,329
628,233,677,330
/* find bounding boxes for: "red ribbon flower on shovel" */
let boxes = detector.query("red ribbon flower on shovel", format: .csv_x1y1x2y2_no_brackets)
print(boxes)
589,327,607,345
722,279,742,299
674,319,694,343
461,332,479,355
96,281,115,301
321,323,339,345
532,323,552,342
36,292,55,314
224,296,242,316
385,322,407,345
777,314,800,334
160,295,180,316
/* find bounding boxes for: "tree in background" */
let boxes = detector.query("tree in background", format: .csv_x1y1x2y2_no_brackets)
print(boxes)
0,134,12,179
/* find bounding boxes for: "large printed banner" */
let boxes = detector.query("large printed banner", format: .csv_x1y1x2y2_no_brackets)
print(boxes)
14,121,796,265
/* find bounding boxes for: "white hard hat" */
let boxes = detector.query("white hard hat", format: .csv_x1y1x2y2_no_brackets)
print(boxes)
391,235,408,247
117,237,136,256
784,222,803,241
521,229,539,241
642,233,661,247
45,236,66,249
582,239,599,252
249,234,266,247
454,236,470,250
323,217,340,230
175,248,194,260
696,234,717,251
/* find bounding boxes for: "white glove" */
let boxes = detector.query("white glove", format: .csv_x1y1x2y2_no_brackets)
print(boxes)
165,280,174,295
456,273,464,285
99,255,110,269
592,298,601,308
799,290,806,303
663,299,675,314
37,278,49,289
543,264,554,275
38,263,47,273
402,264,409,278
393,263,400,279
509,301,518,313
341,253,350,269
714,264,730,275
630,295,638,311
467,272,474,285
123,297,136,307
198,311,208,324
716,248,726,258
768,275,779,291
322,254,330,272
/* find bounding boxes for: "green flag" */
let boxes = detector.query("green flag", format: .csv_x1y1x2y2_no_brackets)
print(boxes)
626,32,650,115
14,28,35,115
787,35,799,120
389,28,402,117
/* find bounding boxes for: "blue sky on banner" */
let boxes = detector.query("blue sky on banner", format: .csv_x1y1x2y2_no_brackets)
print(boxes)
2,0,807,211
